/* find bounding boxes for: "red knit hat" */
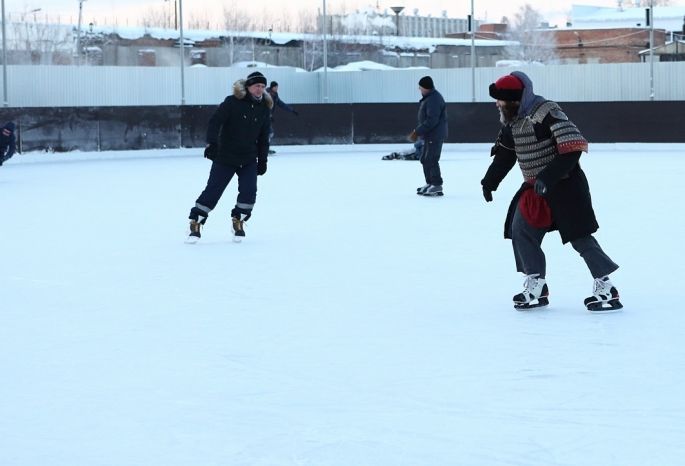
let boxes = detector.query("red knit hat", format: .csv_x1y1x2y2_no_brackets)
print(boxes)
489,74,524,101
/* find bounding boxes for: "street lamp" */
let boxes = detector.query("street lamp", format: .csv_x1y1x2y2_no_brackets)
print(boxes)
469,0,476,102
648,0,654,100
178,0,185,105
30,8,41,22
76,0,87,66
390,6,404,36
322,0,328,102
1,0,7,106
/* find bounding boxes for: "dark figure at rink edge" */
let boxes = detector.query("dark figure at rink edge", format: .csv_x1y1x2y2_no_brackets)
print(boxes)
480,71,622,312
186,71,273,244
410,76,447,197
0,121,17,166
266,81,298,154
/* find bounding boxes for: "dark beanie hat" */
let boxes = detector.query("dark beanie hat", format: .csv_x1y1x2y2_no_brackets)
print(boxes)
270,81,278,88
245,71,267,87
418,76,434,90
489,74,524,101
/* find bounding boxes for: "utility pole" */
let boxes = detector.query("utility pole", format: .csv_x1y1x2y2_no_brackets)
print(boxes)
470,0,476,102
77,0,87,66
179,0,185,105
1,0,7,106
648,1,654,101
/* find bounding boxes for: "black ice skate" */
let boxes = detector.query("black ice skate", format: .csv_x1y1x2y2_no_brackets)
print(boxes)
416,184,430,195
232,216,246,243
513,274,549,310
185,219,202,244
584,276,623,312
422,185,444,197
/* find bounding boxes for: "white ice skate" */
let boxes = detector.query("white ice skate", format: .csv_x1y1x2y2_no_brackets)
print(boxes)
584,276,623,312
513,274,549,310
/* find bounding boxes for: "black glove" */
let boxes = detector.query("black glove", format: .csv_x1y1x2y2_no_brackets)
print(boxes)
204,143,217,160
534,179,547,196
293,110,299,116
257,158,267,176
482,187,493,202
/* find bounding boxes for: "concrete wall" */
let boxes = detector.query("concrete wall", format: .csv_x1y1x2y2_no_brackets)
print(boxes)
2,101,682,153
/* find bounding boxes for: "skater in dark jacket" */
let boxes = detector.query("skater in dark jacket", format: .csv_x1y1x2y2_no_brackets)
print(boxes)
410,76,447,196
0,121,16,166
186,71,273,243
480,71,622,312
266,81,298,154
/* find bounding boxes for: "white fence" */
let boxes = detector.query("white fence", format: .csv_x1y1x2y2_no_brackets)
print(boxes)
3,62,685,107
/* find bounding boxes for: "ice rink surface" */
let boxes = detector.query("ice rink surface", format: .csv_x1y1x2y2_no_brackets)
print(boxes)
1,143,684,466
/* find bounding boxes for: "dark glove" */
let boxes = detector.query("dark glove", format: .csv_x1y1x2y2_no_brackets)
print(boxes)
293,110,299,116
408,130,418,142
204,143,217,160
534,179,547,196
257,158,267,176
482,187,493,202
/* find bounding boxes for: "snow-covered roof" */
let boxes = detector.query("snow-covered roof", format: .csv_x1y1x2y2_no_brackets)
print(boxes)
86,24,514,52
571,5,685,32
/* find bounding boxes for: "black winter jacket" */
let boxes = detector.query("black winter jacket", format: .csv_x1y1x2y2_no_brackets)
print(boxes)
414,89,447,142
207,80,273,167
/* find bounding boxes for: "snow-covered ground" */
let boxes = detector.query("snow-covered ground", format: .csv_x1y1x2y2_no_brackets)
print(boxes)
1,143,684,466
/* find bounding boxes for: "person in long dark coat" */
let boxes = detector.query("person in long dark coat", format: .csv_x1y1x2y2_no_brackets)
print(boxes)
480,71,622,312
186,71,273,243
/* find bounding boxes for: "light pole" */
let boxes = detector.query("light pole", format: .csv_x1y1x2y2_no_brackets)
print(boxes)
390,6,404,36
30,8,41,22
76,0,86,66
470,0,475,102
322,0,328,102
648,0,654,100
1,0,7,106
164,0,178,30
179,0,185,105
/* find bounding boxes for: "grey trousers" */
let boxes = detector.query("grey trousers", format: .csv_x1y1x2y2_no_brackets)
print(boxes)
511,207,619,279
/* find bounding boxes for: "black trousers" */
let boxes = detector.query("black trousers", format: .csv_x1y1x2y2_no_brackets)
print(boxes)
420,139,444,186
190,160,258,221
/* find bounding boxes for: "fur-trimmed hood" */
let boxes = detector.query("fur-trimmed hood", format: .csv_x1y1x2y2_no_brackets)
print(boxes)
233,79,274,109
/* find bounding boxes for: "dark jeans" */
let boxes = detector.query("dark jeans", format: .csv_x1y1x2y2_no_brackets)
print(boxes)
511,207,619,279
420,139,444,186
190,160,258,222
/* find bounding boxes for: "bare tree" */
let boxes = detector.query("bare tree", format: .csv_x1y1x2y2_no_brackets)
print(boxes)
507,4,558,64
9,21,73,64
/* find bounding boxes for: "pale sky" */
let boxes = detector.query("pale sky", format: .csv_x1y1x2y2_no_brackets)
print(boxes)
3,0,681,29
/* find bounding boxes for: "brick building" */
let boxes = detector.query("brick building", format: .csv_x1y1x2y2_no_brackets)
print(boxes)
541,27,668,64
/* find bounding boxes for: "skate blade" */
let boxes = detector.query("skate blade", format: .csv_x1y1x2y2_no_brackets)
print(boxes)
185,236,199,244
514,297,549,310
587,299,623,313
422,192,444,197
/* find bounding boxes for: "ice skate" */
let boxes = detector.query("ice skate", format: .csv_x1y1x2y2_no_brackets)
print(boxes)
416,184,430,195
513,274,549,310
185,219,202,244
232,215,246,243
584,276,623,312
422,185,444,197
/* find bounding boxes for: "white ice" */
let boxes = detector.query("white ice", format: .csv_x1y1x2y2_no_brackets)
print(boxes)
1,143,684,466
